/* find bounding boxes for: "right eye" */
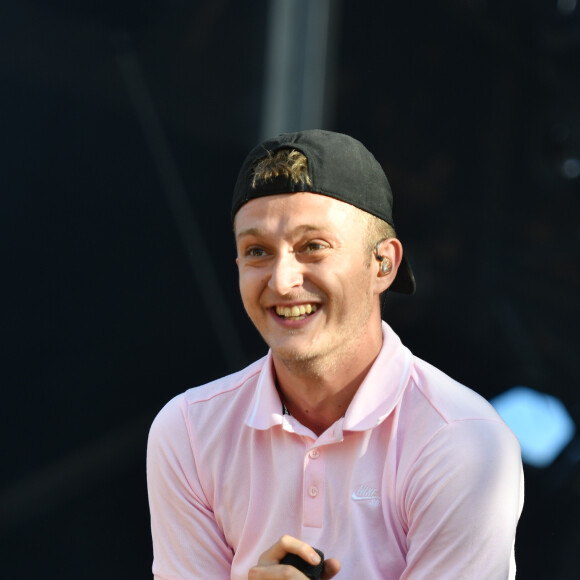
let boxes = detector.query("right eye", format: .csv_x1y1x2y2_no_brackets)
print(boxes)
245,247,267,257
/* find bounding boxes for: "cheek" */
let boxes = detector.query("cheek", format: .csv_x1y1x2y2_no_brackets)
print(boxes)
341,266,375,301
238,270,264,308
238,273,252,304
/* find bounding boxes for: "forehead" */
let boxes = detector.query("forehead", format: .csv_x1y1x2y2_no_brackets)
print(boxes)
234,192,364,237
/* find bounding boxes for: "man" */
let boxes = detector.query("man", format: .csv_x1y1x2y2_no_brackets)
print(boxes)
147,130,524,579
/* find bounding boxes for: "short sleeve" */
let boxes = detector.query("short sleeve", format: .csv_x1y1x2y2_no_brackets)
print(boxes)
400,419,524,579
147,396,233,579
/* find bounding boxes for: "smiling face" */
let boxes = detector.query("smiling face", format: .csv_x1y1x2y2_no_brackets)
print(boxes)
234,192,386,372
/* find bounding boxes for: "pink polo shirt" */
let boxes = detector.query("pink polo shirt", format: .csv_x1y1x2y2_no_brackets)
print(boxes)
147,322,524,579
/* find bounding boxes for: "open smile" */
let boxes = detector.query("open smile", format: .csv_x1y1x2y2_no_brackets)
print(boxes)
274,304,318,321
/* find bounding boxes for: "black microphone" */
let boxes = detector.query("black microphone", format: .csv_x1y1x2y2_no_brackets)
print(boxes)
280,548,325,580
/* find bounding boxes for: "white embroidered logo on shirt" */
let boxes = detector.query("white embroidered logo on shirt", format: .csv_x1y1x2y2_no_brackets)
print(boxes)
351,484,380,506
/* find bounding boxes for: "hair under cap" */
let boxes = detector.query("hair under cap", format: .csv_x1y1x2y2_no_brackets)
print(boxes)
231,129,415,294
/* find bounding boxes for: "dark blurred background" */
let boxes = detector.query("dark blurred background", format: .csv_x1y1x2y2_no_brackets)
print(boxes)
2,0,579,577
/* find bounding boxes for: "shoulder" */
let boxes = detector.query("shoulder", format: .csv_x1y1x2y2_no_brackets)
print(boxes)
395,355,521,474
399,358,523,506
408,355,507,424
398,356,522,495
183,355,265,408
149,355,267,440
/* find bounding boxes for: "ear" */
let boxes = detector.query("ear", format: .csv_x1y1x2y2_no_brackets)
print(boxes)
373,237,403,295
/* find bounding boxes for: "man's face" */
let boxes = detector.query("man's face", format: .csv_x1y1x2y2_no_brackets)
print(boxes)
234,192,382,369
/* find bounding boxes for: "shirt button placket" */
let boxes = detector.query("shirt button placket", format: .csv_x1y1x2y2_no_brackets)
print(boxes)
303,446,324,528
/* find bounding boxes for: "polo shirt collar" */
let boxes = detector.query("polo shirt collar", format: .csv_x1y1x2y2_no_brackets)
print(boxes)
342,322,413,431
245,353,285,430
245,322,413,433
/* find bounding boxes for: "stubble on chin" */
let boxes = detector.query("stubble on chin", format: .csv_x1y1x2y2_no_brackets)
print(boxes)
276,351,333,381
271,335,355,382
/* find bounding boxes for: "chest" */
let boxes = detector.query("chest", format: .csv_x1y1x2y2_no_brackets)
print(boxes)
201,422,408,576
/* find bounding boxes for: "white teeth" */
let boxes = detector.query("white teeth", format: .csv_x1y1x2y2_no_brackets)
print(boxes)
275,304,318,318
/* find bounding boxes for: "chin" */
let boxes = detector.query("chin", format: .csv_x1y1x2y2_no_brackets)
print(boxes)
267,338,320,363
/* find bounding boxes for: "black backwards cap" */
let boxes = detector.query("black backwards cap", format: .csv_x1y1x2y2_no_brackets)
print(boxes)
231,129,416,294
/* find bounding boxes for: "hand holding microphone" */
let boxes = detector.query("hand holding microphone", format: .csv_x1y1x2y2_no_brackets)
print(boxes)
249,535,340,579
280,548,325,580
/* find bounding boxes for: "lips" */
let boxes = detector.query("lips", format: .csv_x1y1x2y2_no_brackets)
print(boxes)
274,304,318,319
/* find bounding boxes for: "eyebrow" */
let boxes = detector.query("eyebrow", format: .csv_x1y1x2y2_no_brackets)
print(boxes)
236,224,327,241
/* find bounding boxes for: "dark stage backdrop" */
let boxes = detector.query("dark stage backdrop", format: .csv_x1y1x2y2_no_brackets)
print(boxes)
2,0,579,577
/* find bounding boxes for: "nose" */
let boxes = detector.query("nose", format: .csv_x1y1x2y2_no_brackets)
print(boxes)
268,252,303,295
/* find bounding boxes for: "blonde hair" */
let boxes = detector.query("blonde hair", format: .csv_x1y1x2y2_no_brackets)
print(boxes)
251,148,312,189
361,213,397,251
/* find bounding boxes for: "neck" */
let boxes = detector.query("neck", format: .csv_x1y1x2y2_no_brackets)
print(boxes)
272,325,384,436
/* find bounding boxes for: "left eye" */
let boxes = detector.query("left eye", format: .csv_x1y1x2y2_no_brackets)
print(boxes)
303,242,325,252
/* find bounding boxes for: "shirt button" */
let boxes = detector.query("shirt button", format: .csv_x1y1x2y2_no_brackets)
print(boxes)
308,486,319,498
309,448,320,459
